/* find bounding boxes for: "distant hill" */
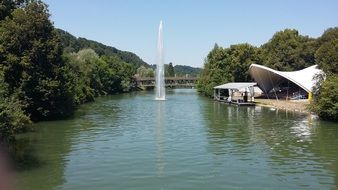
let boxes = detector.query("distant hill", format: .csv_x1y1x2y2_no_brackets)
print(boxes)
56,29,202,75
56,29,148,68
174,65,202,77
150,64,202,77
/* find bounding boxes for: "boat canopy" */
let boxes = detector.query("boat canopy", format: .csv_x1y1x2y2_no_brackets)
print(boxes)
214,82,257,90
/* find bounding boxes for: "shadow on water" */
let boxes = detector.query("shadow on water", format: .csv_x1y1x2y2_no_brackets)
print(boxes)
14,93,128,190
10,94,126,172
9,138,44,171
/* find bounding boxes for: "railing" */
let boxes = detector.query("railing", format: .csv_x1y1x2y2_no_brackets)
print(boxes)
135,77,198,88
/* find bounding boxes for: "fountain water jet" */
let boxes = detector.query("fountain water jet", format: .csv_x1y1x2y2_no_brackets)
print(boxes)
155,21,165,100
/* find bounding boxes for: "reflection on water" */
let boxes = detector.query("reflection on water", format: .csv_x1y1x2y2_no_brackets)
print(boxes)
155,102,165,177
15,89,338,190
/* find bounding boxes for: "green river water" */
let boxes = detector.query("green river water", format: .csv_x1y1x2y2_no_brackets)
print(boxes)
15,89,338,190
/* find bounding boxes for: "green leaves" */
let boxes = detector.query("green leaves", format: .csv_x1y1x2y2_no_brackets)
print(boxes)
0,1,73,121
137,66,154,78
197,43,258,97
311,27,338,121
312,75,338,121
315,36,338,75
260,29,316,71
63,49,136,104
167,62,175,77
0,72,30,143
55,29,148,68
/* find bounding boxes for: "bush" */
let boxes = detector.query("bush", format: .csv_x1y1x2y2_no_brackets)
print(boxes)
312,75,338,121
0,76,30,143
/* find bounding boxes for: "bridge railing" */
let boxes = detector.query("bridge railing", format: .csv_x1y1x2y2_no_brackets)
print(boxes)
135,77,198,87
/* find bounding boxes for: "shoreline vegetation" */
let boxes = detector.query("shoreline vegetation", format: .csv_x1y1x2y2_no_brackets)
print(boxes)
0,1,201,145
197,27,338,122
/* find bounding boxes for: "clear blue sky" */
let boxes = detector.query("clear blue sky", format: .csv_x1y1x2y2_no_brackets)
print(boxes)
44,0,338,67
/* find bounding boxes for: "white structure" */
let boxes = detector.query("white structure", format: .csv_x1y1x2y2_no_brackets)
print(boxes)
214,82,257,105
248,64,323,100
155,21,165,100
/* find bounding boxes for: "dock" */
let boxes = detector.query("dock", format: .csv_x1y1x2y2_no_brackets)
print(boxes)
214,82,257,106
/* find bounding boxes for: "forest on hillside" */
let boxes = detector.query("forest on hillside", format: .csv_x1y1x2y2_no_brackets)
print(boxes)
56,29,149,68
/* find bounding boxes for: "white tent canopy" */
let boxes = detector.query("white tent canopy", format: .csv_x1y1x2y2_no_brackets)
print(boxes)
248,64,323,93
214,82,257,91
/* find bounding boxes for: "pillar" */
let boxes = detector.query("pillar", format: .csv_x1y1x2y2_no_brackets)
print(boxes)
308,92,313,101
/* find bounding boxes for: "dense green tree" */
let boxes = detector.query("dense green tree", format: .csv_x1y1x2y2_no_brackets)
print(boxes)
63,48,136,104
0,0,26,20
63,49,99,104
310,27,338,121
197,43,258,97
311,75,338,121
56,29,148,68
228,44,259,82
315,39,338,75
0,1,75,121
197,44,233,97
260,29,316,71
101,55,135,93
167,62,175,77
0,72,30,143
316,27,338,46
137,66,154,78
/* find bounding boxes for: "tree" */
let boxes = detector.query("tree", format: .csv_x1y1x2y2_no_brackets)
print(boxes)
260,29,316,71
311,28,338,121
197,43,259,97
315,39,338,75
137,66,154,78
228,44,259,82
101,55,135,92
197,45,233,97
63,49,99,104
317,27,338,46
0,72,30,143
137,66,147,77
0,0,27,20
167,62,175,77
0,1,74,121
311,75,338,121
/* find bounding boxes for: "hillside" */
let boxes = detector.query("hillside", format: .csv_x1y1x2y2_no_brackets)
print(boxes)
56,29,202,75
174,65,202,77
149,64,202,77
56,29,148,68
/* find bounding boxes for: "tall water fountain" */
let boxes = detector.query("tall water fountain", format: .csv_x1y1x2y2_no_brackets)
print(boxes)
155,21,166,100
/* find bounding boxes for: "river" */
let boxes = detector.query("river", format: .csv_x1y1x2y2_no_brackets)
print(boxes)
15,89,338,190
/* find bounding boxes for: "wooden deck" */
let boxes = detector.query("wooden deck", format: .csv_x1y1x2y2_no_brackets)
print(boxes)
214,97,256,106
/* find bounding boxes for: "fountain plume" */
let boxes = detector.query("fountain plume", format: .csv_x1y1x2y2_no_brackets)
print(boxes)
155,21,165,100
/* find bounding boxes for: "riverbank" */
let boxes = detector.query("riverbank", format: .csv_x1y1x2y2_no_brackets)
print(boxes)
255,98,310,113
